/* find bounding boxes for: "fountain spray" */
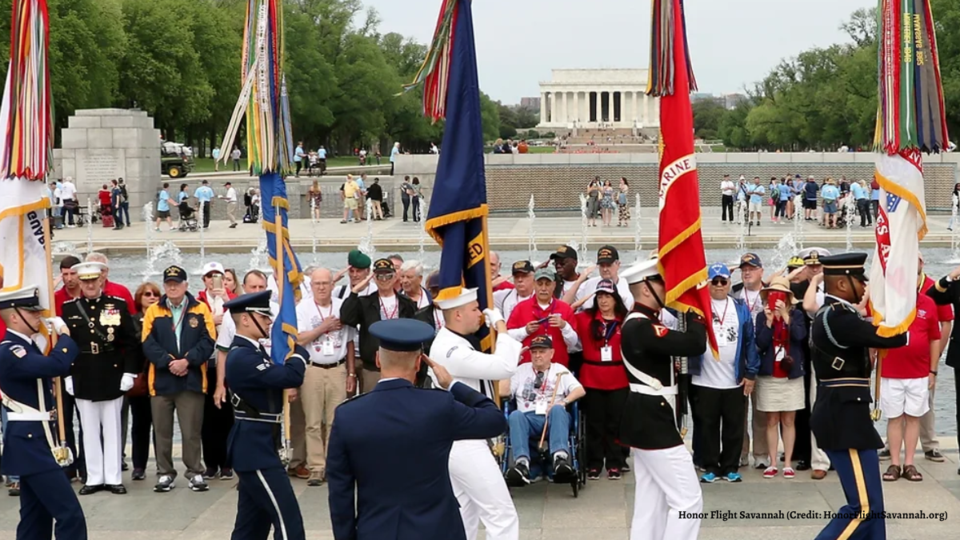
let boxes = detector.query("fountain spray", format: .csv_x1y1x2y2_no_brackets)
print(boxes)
85,197,94,255
142,202,156,281
844,195,855,252
579,193,588,263
527,195,537,260
793,193,804,250
310,197,319,264
633,193,642,261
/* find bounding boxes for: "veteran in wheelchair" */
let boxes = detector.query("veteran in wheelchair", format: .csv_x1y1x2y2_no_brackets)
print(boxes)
499,335,586,493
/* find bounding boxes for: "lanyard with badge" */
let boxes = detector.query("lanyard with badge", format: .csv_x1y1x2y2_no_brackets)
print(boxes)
379,296,398,320
533,370,550,415
533,300,556,335
712,299,731,346
600,319,619,362
314,303,337,356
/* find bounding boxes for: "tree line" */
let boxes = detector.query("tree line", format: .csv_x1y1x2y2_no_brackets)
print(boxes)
0,0,510,156
694,2,960,151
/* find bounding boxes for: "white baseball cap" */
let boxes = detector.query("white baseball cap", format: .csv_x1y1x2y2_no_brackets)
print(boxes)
202,262,225,277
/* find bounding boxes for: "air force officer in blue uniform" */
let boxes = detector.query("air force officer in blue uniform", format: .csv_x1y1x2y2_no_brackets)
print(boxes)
0,286,86,539
223,291,307,540
327,317,507,540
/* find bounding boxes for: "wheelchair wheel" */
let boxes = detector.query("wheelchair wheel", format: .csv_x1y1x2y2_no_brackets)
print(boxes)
576,408,587,488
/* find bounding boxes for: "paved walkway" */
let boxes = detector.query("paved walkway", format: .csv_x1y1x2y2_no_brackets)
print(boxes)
51,209,960,254
0,447,956,539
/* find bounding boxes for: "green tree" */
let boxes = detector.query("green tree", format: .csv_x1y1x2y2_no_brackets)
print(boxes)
692,99,725,140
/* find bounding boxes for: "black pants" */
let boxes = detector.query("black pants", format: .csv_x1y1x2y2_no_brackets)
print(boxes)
775,200,787,218
721,195,734,221
390,162,395,175
295,161,302,176
954,366,960,451
583,387,628,472
202,366,234,472
693,385,745,476
870,199,879,220
412,196,421,222
792,363,813,463
201,202,211,228
857,198,871,226
401,193,411,221
129,395,153,470
233,159,241,171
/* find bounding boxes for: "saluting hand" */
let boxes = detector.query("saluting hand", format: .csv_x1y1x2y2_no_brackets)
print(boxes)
352,273,374,294
421,355,453,390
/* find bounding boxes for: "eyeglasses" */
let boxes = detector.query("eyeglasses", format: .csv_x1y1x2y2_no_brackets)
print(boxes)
533,371,545,390
142,291,159,298
375,273,395,281
711,278,729,286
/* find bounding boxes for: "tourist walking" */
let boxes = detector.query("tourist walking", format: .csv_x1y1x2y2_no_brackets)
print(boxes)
390,141,400,175
617,178,630,227
586,177,601,227
194,180,215,229
294,141,305,177
60,176,78,227
367,177,384,220
211,147,220,172
110,180,125,230
231,146,242,171
411,177,423,222
400,176,414,222
222,182,238,228
720,174,735,222
949,183,960,231
308,180,322,221
600,180,615,227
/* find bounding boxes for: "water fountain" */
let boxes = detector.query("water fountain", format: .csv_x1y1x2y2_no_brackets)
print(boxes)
633,193,643,261
85,197,94,255
150,241,184,271
734,199,748,259
770,233,797,271
950,202,960,263
844,195,856,252
51,241,78,256
197,201,206,270
141,202,156,280
793,193,804,250
527,195,538,260
248,237,269,273
578,193,589,262
416,197,429,265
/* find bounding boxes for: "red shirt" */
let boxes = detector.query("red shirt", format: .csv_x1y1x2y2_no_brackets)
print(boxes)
104,280,136,314
882,293,940,379
575,311,628,390
506,297,577,367
492,276,515,292
54,287,81,316
98,190,112,207
920,274,954,323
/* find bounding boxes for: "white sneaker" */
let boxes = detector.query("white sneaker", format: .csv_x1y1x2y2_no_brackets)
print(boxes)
154,475,175,493
189,474,209,492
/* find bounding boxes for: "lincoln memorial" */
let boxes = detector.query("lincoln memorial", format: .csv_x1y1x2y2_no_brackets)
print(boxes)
537,68,660,130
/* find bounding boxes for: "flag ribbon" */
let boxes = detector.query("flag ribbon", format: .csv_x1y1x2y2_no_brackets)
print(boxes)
402,0,458,122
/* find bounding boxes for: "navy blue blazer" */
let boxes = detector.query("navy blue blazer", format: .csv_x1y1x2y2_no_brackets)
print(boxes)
327,379,506,540
0,331,78,477
224,336,306,472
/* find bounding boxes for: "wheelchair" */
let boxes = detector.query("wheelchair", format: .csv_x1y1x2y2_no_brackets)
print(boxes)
496,398,587,497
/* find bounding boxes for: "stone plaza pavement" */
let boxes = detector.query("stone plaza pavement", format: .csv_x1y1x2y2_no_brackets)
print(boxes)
52,208,960,254
0,447,957,539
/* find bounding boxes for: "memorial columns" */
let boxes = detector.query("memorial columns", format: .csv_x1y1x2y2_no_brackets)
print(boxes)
606,91,612,123
643,93,650,126
632,91,638,122
573,91,579,123
549,92,556,123
540,92,546,124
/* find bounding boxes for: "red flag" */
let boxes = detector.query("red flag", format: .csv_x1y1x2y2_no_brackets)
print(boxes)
648,0,718,357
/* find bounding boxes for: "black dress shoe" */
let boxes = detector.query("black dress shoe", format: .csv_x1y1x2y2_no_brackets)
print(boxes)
795,460,811,471
108,484,127,495
79,484,104,495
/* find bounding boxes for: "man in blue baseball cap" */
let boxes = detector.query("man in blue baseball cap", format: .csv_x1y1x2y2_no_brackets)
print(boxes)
327,318,505,540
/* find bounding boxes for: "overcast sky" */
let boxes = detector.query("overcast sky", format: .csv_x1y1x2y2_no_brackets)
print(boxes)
363,0,875,103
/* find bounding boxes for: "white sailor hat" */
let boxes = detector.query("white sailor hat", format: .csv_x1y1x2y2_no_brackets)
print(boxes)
71,262,107,281
435,287,478,310
797,247,831,265
620,258,663,285
0,285,44,311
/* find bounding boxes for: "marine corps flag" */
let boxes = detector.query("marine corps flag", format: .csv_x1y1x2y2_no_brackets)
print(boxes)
647,0,718,357
869,0,947,337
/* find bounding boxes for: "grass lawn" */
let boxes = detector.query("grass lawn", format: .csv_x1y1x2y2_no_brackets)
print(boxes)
527,146,556,153
189,156,385,173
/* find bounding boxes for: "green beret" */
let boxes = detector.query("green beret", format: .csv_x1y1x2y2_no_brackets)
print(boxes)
348,249,371,269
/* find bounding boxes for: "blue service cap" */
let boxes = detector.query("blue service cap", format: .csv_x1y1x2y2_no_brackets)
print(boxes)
369,319,434,352
223,291,273,317
708,263,732,280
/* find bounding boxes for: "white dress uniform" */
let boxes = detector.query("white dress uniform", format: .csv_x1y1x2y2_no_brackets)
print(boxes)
429,308,523,540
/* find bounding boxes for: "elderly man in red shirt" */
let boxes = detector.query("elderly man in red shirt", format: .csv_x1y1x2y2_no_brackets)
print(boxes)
506,268,578,367
84,253,135,314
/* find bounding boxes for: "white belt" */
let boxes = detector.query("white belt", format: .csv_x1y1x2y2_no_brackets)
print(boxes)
629,383,678,396
6,411,54,422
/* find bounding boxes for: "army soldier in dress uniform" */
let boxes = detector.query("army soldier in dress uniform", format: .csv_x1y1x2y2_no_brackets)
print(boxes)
60,262,140,495
810,253,907,540
618,258,707,540
223,291,307,540
0,286,87,539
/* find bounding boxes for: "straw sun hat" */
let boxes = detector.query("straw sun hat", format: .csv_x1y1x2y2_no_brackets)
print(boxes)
759,276,797,305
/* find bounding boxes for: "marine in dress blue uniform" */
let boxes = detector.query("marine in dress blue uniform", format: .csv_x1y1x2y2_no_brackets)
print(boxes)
810,253,908,540
0,286,87,539
223,291,307,540
326,318,507,540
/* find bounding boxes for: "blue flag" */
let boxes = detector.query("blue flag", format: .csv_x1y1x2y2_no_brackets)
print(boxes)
424,0,493,350
261,171,303,364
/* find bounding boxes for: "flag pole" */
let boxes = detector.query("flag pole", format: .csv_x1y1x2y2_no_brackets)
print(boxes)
42,202,70,464
274,199,292,463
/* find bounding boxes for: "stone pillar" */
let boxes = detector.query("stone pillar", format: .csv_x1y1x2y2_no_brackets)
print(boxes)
549,92,556,124
573,91,580,124
561,91,568,124
632,91,638,121
591,92,598,123
53,108,162,218
540,92,546,125
606,91,613,123
643,94,650,126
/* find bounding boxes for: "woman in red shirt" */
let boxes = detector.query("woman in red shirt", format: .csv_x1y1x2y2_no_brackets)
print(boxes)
98,183,114,227
575,279,629,480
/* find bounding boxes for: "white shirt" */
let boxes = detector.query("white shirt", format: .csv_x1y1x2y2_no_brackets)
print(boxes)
737,286,764,319
216,301,279,354
493,288,531,322
225,187,238,203
721,180,736,196
404,287,431,310
574,276,634,311
510,363,582,414
60,181,77,200
295,298,355,364
693,297,739,389
429,327,522,397
333,281,376,300
379,294,399,320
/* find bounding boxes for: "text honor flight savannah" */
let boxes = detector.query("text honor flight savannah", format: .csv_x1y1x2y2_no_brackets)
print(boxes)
677,510,949,522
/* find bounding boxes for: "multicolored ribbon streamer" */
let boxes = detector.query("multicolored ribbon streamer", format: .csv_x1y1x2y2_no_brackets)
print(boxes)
402,0,459,122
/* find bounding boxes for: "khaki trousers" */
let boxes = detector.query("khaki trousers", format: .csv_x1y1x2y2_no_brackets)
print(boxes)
226,201,238,225
287,393,307,470
741,394,768,462
151,391,205,477
360,367,381,394
919,383,939,451
300,363,347,474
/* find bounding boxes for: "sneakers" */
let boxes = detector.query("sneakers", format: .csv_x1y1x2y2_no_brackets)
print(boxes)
762,466,778,479
725,472,743,483
154,475,176,493
755,460,770,470
553,455,576,484
607,468,622,481
783,468,796,479
7,481,19,496
287,465,310,480
220,468,235,480
878,448,891,461
587,468,601,481
506,461,531,486
131,469,146,481
307,472,324,487
925,449,945,463
621,461,631,473
189,474,209,492
202,467,219,480
700,472,717,483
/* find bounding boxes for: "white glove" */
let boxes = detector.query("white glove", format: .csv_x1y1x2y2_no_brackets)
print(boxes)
482,308,504,328
45,317,68,335
120,374,136,392
64,376,74,396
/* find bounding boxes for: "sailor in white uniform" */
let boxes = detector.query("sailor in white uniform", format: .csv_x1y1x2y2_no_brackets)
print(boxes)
428,288,522,540
619,258,707,540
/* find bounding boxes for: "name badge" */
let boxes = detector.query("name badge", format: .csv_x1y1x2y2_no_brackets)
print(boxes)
535,399,548,416
601,346,613,362
321,339,335,356
714,323,731,346
775,347,785,363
